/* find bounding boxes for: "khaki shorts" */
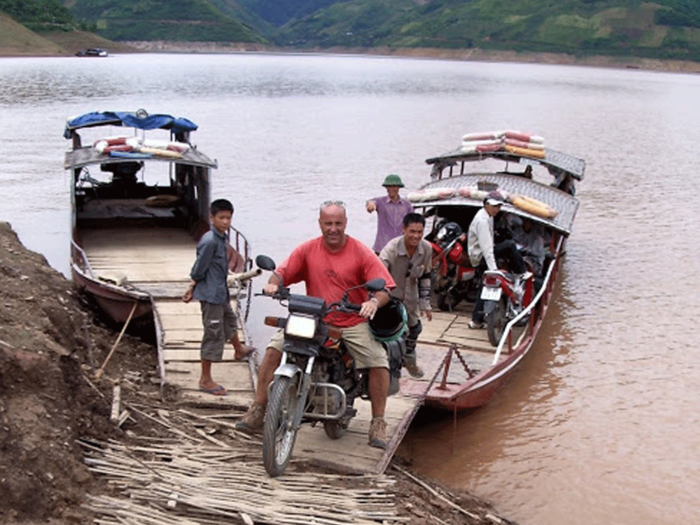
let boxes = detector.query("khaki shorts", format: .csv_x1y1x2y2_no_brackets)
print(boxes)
200,301,238,362
267,322,388,369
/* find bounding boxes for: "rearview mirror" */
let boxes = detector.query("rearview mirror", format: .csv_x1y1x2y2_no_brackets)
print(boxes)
255,255,276,271
365,278,386,292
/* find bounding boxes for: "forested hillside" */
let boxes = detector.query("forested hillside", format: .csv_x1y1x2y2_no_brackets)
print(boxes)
1,0,699,62
276,0,700,61
0,0,75,31
65,0,264,42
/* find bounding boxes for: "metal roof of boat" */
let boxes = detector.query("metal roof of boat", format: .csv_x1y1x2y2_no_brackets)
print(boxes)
64,147,217,170
426,147,585,181
63,111,198,138
412,173,580,235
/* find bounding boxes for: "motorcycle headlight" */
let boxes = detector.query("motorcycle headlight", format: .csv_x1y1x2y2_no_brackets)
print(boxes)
285,314,317,339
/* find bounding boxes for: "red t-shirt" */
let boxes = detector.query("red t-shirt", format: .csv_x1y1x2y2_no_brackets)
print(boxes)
276,236,396,328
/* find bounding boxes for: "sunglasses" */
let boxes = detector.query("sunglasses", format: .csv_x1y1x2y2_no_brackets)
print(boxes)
320,200,346,210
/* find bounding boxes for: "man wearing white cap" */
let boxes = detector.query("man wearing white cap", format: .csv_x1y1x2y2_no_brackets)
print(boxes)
467,191,528,329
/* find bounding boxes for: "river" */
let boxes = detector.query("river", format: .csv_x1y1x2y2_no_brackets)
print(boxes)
1,53,699,525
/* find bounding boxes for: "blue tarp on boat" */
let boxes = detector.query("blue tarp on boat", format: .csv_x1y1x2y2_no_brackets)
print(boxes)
63,111,198,138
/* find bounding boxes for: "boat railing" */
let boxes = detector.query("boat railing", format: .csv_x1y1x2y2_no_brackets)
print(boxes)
491,236,563,365
228,226,254,322
71,239,95,279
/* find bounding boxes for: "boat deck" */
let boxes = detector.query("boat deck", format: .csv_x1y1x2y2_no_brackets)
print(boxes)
80,227,256,405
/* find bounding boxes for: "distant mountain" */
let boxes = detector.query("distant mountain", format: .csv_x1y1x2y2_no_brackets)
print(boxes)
275,0,700,61
0,12,68,55
64,0,265,43
0,0,74,32
3,0,697,62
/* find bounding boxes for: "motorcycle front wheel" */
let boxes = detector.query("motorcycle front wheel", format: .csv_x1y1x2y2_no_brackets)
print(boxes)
263,375,301,477
486,296,508,347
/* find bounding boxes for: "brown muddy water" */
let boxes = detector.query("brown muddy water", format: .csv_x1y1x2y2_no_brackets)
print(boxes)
1,53,699,525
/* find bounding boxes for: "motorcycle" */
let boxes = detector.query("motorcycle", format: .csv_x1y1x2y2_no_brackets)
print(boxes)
428,220,480,311
481,266,534,346
254,255,406,477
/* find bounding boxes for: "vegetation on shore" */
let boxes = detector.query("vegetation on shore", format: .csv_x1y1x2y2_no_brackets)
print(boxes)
1,0,700,66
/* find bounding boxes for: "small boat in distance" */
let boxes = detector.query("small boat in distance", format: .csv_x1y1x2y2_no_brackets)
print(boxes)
64,109,252,325
76,48,108,57
401,130,585,411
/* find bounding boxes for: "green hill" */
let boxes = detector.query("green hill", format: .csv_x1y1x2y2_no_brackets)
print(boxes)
1,0,699,63
65,0,265,43
275,0,700,61
0,12,68,55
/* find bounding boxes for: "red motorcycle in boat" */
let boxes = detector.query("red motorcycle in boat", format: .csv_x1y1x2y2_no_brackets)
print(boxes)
428,221,480,311
481,267,535,346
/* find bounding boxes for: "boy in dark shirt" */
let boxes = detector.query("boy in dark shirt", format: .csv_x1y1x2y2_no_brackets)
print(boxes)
182,199,254,396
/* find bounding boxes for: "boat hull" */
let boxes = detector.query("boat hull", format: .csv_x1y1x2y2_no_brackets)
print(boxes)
414,239,563,412
72,265,152,324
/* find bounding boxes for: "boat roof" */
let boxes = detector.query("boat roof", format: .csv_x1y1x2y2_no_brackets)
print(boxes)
426,147,586,181
63,110,198,138
64,146,217,170
412,173,580,235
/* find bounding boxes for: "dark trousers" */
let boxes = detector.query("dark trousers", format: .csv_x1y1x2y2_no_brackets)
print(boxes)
472,240,526,323
405,320,422,361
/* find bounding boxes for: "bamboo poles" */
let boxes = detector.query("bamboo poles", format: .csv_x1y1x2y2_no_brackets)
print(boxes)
79,406,402,525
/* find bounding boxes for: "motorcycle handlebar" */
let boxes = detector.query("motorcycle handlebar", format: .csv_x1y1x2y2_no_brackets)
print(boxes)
227,267,262,286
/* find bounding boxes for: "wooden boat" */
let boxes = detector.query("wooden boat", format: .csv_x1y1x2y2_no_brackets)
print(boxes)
64,110,252,326
401,134,585,411
76,48,108,57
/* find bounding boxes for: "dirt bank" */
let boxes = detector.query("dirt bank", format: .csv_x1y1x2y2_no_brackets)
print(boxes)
0,221,512,524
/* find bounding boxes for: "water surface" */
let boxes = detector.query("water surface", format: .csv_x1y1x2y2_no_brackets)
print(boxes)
1,53,699,525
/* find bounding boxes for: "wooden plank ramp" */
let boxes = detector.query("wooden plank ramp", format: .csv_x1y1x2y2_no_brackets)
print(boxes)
81,226,435,476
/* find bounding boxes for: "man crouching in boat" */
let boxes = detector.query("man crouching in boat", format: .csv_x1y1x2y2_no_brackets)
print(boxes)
237,201,397,449
467,191,528,329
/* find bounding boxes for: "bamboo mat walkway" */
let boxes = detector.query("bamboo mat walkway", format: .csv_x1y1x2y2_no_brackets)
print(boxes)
79,406,403,525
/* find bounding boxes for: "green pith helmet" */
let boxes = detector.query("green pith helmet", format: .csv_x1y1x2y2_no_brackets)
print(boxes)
382,174,404,187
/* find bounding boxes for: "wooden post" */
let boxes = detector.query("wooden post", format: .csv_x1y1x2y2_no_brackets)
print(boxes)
95,302,138,380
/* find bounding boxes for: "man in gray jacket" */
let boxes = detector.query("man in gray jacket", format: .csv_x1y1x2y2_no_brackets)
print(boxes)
379,213,433,378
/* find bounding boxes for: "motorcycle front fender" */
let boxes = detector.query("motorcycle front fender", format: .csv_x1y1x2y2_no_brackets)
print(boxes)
273,362,302,380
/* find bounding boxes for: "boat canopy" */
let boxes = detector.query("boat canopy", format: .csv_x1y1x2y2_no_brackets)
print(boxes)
412,173,580,235
63,111,199,139
426,147,585,181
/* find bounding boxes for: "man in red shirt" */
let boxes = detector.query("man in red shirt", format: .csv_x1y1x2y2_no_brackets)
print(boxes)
237,202,396,449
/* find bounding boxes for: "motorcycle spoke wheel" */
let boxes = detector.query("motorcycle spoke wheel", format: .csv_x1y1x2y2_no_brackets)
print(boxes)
263,376,300,477
486,296,508,347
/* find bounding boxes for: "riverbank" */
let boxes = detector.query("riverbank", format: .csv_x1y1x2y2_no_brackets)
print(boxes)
0,221,513,524
2,33,700,74
116,40,700,74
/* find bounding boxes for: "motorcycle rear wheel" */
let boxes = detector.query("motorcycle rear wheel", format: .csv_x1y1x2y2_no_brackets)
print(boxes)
486,296,508,347
263,376,300,477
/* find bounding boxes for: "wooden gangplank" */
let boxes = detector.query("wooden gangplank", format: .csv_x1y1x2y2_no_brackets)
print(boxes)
80,227,256,407
80,226,435,474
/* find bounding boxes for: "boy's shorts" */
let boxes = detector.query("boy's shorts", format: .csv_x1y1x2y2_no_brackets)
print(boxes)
266,322,388,369
200,301,238,362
